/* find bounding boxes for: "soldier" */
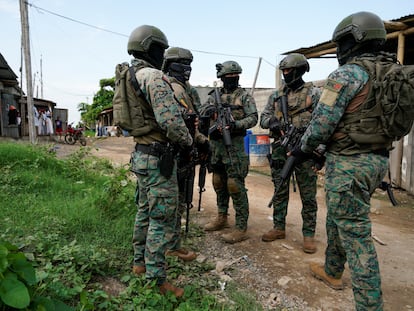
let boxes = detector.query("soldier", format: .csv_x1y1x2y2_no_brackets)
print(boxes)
126,25,193,298
202,61,258,244
161,47,209,261
294,12,389,310
260,53,321,253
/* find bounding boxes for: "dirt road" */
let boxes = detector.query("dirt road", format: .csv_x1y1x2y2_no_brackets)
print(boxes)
56,136,414,310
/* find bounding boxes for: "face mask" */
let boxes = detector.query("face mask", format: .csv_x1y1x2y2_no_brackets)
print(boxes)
222,76,239,92
147,43,166,69
168,62,192,83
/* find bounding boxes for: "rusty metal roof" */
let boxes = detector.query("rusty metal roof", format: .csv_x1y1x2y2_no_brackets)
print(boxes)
0,52,19,86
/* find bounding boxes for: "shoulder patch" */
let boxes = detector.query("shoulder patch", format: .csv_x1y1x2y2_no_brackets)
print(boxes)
325,79,343,93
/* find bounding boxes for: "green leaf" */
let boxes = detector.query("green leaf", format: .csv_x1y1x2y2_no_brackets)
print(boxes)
0,275,30,308
0,245,8,273
11,256,37,285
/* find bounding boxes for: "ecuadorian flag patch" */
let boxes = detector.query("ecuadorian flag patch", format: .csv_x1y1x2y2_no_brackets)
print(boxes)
320,79,343,107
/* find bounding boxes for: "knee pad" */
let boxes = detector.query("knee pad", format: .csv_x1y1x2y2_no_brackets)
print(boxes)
227,177,240,194
212,173,224,191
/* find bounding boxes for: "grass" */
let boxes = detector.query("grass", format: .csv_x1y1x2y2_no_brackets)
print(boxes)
0,141,263,311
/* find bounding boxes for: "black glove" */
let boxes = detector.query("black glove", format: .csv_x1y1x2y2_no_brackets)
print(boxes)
290,144,312,165
197,140,210,155
269,117,281,132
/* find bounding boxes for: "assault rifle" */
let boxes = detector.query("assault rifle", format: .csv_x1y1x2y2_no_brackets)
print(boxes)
179,112,198,235
197,158,207,211
208,86,235,168
197,115,211,211
267,129,325,208
267,95,325,208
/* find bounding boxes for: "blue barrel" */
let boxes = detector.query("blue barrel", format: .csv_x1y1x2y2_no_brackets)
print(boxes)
249,134,270,166
244,129,253,155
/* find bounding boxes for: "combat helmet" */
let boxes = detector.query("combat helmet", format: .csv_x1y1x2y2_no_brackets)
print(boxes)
127,25,169,55
216,61,242,78
332,11,386,44
332,12,386,65
164,47,193,63
279,53,310,72
279,53,309,88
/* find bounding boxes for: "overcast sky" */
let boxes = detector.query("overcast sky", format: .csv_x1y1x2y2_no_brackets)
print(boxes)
1,0,412,123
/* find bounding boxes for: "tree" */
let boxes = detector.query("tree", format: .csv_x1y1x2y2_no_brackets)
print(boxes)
79,78,115,128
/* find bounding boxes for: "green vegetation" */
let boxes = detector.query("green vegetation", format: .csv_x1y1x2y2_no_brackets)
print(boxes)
78,78,114,129
0,142,263,310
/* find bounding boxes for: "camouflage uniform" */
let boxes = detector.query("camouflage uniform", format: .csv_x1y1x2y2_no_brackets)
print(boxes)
260,84,321,237
301,61,387,310
169,77,208,251
130,58,193,285
205,87,258,231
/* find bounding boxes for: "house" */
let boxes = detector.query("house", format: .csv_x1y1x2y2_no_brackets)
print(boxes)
0,52,68,138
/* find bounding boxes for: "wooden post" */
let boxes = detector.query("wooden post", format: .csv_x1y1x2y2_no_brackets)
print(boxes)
19,0,36,144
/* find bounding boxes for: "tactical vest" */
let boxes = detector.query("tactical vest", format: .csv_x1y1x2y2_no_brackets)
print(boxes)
271,83,313,139
329,57,395,155
127,65,168,144
220,87,247,136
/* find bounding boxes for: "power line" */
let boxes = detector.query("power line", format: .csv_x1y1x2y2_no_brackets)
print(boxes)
27,1,128,38
26,1,276,67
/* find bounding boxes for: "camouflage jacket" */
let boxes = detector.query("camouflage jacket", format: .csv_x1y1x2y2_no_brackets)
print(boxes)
300,62,370,155
260,82,321,139
131,59,192,148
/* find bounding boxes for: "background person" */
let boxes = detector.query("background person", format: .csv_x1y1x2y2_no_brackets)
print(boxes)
259,53,321,253
202,60,258,244
162,46,209,262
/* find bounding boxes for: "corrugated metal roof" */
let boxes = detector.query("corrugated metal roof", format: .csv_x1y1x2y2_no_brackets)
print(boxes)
0,52,18,83
283,14,414,59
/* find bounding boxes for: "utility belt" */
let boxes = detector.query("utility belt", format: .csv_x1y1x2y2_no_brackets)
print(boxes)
135,142,176,178
135,142,171,158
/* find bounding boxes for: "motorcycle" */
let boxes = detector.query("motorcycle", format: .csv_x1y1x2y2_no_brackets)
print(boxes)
65,123,87,146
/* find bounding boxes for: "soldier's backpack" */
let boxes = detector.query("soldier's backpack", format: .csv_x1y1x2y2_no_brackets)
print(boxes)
113,62,152,137
347,53,414,143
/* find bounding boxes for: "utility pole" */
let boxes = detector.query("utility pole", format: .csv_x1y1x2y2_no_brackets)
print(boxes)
251,57,262,96
40,55,43,98
20,0,36,144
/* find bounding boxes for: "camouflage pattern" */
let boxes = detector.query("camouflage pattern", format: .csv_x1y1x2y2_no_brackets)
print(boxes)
130,58,192,286
130,59,193,148
168,76,207,251
203,87,258,230
301,59,386,310
260,84,321,236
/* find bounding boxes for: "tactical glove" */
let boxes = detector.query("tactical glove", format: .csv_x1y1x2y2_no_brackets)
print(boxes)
290,144,312,165
269,117,281,132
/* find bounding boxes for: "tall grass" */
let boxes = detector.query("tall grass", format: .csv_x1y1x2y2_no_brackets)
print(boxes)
0,141,263,310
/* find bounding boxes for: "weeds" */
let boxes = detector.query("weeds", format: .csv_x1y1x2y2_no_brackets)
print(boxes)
0,141,262,310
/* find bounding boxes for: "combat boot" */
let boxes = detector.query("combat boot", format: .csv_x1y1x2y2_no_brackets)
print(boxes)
310,263,344,290
166,248,197,261
303,236,317,254
261,229,285,242
204,213,230,231
132,265,146,276
221,229,248,244
159,282,184,298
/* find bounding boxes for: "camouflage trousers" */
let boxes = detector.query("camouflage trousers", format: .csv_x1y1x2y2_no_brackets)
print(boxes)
131,150,179,285
210,137,249,230
270,144,318,236
324,152,388,311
